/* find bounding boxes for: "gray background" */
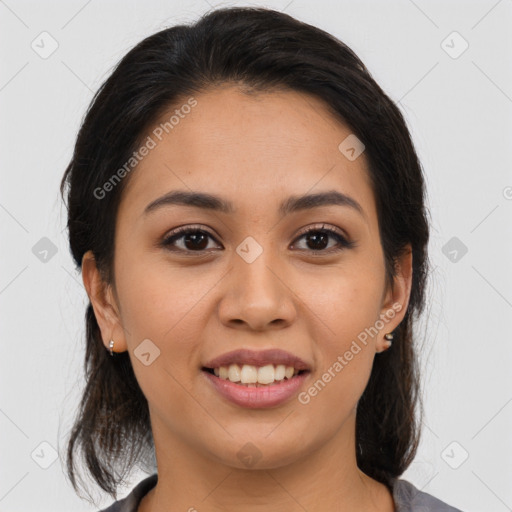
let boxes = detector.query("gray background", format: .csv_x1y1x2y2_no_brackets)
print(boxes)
1,0,511,511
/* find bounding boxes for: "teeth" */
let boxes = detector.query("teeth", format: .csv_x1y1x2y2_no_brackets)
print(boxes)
257,364,274,384
274,364,286,381
211,363,301,385
228,364,241,382
240,364,258,383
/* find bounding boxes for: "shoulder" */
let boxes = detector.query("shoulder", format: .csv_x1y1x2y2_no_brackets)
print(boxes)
97,474,158,512
96,473,464,512
392,478,464,512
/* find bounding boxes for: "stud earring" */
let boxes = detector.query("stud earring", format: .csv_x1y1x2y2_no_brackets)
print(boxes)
109,339,115,356
379,332,394,353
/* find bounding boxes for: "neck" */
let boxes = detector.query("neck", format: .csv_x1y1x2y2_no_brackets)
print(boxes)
138,411,395,512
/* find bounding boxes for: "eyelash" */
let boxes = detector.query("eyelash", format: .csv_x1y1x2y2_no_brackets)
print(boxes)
160,223,355,255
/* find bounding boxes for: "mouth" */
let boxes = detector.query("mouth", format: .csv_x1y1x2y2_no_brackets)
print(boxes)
201,348,312,407
201,364,311,409
201,364,310,387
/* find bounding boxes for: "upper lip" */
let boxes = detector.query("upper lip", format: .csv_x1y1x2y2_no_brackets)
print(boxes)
203,348,311,371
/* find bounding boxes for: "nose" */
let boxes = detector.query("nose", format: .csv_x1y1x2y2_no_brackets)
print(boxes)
218,248,297,332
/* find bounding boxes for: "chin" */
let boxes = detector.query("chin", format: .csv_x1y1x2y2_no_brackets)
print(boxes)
205,432,312,470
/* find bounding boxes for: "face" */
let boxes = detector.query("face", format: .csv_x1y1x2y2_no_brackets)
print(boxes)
84,85,411,472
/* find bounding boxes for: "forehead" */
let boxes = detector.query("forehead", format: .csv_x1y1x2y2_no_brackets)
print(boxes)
118,85,376,223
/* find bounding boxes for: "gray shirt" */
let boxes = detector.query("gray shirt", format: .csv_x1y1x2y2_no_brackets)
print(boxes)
98,473,464,511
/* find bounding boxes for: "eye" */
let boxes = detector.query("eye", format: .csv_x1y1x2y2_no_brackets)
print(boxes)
160,223,355,255
291,223,355,253
160,225,220,253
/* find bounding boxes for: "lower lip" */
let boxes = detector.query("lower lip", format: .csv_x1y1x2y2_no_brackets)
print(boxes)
202,370,310,409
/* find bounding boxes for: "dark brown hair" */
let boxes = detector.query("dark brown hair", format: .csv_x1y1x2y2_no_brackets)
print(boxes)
60,6,429,502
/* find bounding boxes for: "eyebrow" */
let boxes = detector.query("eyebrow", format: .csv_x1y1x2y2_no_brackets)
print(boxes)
143,189,365,219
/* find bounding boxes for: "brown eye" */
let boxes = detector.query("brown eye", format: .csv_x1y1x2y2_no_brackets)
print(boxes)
160,223,355,255
291,224,355,253
161,227,220,252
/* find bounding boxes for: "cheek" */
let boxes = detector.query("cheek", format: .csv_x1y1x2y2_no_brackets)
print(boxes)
301,259,385,342
115,249,210,330
297,258,384,399
297,286,380,424
114,257,213,409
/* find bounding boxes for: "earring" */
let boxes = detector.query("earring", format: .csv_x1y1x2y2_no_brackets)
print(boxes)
381,332,394,352
109,339,115,356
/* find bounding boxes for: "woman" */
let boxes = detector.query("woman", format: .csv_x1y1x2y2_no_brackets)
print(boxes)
60,6,463,511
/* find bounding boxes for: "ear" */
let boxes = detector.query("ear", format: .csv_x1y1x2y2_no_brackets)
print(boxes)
81,250,127,354
376,244,413,353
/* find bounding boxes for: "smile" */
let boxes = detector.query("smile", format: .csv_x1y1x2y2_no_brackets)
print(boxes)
202,365,310,408
204,363,305,386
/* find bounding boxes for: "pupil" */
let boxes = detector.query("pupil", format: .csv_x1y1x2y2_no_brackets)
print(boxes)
307,232,327,250
183,232,329,251
185,233,208,250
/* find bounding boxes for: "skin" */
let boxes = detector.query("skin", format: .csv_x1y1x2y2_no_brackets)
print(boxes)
82,85,412,512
